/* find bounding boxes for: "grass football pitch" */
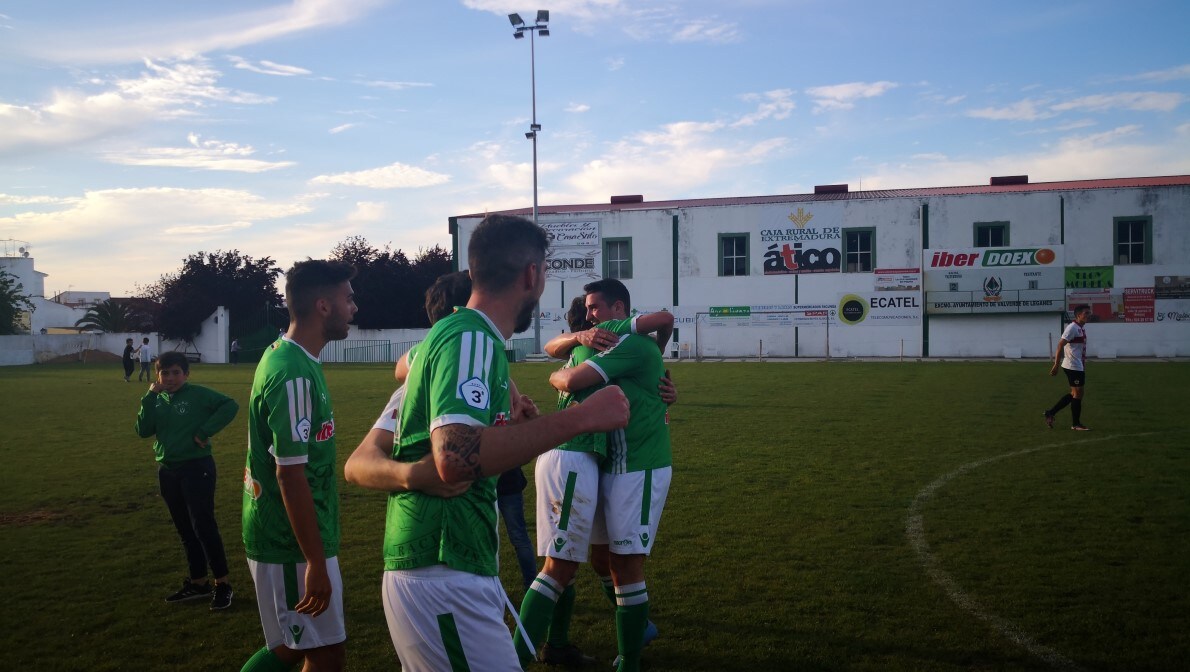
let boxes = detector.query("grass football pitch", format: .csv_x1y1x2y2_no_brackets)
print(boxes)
1,360,1187,671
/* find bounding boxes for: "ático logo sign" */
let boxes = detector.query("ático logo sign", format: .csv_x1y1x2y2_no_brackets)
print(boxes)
928,248,1057,268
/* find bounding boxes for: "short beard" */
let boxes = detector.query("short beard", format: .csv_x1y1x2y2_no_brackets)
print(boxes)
513,299,536,334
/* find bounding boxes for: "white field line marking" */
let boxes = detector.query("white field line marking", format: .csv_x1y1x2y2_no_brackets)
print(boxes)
905,432,1158,670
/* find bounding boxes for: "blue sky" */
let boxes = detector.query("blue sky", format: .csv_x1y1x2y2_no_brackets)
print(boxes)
2,0,1188,297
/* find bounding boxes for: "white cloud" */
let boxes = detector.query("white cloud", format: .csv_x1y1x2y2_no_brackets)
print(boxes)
345,201,389,223
228,56,312,76
856,125,1190,190
17,0,386,63
566,103,591,113
1051,92,1184,113
0,57,273,154
911,153,948,161
607,57,625,71
0,193,74,206
0,187,309,245
1126,64,1190,82
806,81,898,113
359,80,433,91
967,98,1054,121
104,134,296,172
671,19,741,44
733,89,795,127
559,120,787,202
310,162,451,189
329,123,357,134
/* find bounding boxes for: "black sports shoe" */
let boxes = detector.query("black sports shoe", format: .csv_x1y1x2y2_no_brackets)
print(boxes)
165,579,212,603
541,643,596,667
1043,411,1055,429
210,582,233,610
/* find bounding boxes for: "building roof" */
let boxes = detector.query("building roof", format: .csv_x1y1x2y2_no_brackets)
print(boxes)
454,174,1190,220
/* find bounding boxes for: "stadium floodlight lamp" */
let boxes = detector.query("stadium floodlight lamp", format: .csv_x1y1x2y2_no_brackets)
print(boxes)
539,28,549,36
509,13,525,27
536,10,549,23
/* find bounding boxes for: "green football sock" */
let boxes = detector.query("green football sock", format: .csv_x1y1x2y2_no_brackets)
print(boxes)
546,582,577,647
599,575,616,606
240,647,294,672
514,573,564,668
614,582,650,672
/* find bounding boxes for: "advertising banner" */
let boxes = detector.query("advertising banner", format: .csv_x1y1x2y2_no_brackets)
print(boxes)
1066,289,1123,323
874,268,921,291
836,292,922,326
541,220,601,281
759,205,842,275
1154,275,1190,300
1155,299,1190,324
1123,288,1155,323
923,246,1064,314
701,304,834,327
1065,266,1114,289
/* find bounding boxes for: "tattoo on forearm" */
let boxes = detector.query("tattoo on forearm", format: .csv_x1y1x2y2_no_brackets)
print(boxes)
436,425,483,480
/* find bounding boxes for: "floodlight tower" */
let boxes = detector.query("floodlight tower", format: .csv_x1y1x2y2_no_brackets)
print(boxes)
508,10,549,354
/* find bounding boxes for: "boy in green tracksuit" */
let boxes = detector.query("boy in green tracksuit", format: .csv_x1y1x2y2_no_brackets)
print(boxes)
135,350,239,609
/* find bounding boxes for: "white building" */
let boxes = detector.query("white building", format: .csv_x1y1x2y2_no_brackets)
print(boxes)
450,175,1190,359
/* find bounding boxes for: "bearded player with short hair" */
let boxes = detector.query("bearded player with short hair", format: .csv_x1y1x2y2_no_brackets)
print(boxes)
378,214,630,672
240,259,357,672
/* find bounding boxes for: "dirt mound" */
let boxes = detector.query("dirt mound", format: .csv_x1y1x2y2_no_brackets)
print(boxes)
42,349,123,364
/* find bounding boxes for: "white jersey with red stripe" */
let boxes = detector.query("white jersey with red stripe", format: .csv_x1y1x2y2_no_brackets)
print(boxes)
1060,321,1086,371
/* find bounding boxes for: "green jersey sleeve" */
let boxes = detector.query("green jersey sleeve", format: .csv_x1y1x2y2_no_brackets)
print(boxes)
262,374,318,463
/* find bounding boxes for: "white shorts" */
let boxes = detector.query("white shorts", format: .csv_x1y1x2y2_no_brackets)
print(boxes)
382,565,522,672
591,467,672,556
535,449,601,562
247,556,346,650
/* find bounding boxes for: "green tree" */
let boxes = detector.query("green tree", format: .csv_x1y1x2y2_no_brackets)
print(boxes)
0,268,35,335
73,299,153,333
329,237,453,328
140,250,283,342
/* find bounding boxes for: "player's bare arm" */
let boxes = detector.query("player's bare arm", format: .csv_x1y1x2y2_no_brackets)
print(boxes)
544,327,617,358
394,352,410,383
1050,339,1069,376
549,360,605,394
431,386,630,482
276,463,331,617
634,310,675,352
344,430,471,497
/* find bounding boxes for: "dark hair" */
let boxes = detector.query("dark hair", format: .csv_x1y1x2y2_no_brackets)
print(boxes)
285,259,357,320
1073,304,1092,316
425,271,473,324
142,337,150,344
583,278,631,314
155,351,189,374
467,215,549,292
566,295,591,332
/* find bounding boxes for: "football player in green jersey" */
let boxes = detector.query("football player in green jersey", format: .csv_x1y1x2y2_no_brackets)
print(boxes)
549,278,673,672
514,296,674,667
240,259,356,672
375,215,629,672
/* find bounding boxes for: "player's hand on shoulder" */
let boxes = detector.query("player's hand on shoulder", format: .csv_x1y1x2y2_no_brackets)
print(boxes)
580,385,630,432
578,327,617,351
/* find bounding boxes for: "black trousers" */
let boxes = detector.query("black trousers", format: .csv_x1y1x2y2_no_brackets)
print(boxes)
158,455,229,580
